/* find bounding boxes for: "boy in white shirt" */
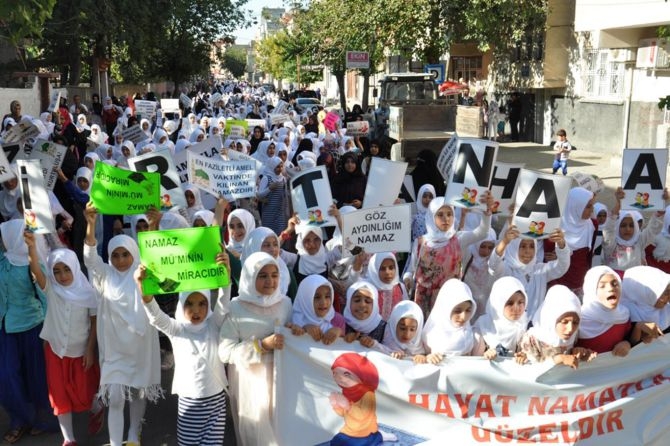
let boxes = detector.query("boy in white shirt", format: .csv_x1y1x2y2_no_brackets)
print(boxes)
552,128,572,175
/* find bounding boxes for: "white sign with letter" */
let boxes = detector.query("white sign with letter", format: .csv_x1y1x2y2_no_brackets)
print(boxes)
621,148,668,211
128,149,186,210
363,157,407,208
445,137,498,212
290,165,337,227
512,169,571,239
489,161,524,215
17,159,55,234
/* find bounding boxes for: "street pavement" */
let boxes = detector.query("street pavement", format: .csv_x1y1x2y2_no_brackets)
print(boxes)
0,142,643,445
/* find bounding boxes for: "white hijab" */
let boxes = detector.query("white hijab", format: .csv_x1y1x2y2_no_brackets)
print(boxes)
0,219,29,266
382,300,425,355
175,290,211,334
366,252,400,291
75,167,92,194
474,276,528,351
47,248,97,308
527,285,581,347
579,265,629,339
226,209,256,253
622,265,670,330
416,184,436,214
423,197,456,248
291,274,335,332
193,209,215,226
652,206,670,259
343,281,382,334
614,211,640,248
561,187,595,250
295,225,327,275
235,252,285,308
422,279,477,356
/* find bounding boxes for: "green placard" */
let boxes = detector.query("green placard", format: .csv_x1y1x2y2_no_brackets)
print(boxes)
90,161,160,214
138,226,229,295
224,119,249,138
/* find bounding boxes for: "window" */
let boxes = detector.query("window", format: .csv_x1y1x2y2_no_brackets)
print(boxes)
450,56,482,84
583,49,624,99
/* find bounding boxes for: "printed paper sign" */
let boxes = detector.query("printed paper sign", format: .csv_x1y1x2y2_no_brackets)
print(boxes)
363,158,407,208
187,151,256,200
512,169,572,239
121,124,149,145
160,98,180,114
274,99,289,115
90,161,160,214
3,117,41,144
437,134,459,182
17,160,55,234
290,165,337,227
180,93,192,109
621,148,668,211
224,119,248,138
488,161,524,215
341,204,411,254
275,329,670,445
270,113,290,125
345,121,370,137
138,226,229,295
445,137,499,212
227,148,264,171
2,143,21,164
21,139,68,190
572,172,605,195
134,100,157,120
173,137,223,184
0,147,15,183
128,149,187,210
246,118,266,130
323,112,340,132
47,91,61,113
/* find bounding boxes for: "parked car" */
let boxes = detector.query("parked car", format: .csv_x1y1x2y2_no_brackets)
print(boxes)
294,97,321,113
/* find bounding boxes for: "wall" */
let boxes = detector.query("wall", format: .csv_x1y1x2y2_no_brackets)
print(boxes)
0,83,42,118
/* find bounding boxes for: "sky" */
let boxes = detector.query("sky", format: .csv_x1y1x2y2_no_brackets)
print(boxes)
234,0,286,44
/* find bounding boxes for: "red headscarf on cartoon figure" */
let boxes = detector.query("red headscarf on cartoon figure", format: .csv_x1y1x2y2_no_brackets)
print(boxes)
331,353,379,403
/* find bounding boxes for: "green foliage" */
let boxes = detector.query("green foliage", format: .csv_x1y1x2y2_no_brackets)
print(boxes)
0,0,57,69
658,95,670,110
222,47,248,79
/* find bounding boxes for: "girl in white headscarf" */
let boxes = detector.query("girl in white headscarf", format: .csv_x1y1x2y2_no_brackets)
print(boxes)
284,225,341,286
474,276,528,360
291,274,344,344
115,140,136,169
343,281,387,347
40,111,55,136
402,196,493,319
623,265,670,333
182,184,204,224
648,206,670,273
218,252,292,446
137,249,230,446
601,187,664,275
422,279,484,363
192,209,215,227
518,285,595,368
489,224,569,322
411,184,436,242
257,156,287,236
82,204,161,446
241,227,295,299
28,245,101,446
577,265,662,356
461,228,497,321
225,208,256,258
379,300,426,362
189,127,205,143
364,252,408,321
0,166,21,220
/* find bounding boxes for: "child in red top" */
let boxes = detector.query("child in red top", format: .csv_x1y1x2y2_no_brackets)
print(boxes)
365,252,408,321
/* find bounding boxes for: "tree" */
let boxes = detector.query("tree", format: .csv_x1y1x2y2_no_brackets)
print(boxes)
222,47,248,79
0,0,56,70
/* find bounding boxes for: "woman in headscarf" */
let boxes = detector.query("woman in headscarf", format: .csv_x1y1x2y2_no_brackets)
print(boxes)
249,125,265,155
256,157,287,236
332,152,366,209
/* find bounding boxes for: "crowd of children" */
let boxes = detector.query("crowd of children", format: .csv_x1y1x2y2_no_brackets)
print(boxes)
1,83,670,446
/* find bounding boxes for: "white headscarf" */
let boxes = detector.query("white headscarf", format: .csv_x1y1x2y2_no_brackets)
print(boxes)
474,276,528,351
366,252,400,291
466,228,497,273
503,238,537,274
159,212,189,230
0,219,29,266
653,207,670,260
75,167,92,194
253,140,274,165
130,214,148,241
105,235,147,335
291,274,335,332
579,265,629,339
47,248,97,308
193,210,215,227
422,279,477,356
527,285,581,347
326,205,356,251
175,290,211,334
0,166,19,220
189,128,205,143
614,211,640,248
382,300,425,355
416,184,436,214
263,156,284,182
423,197,456,248
235,252,284,308
295,225,327,275
593,202,608,221
343,281,382,334
561,187,595,250
226,209,256,253
622,265,670,330
241,227,289,295
174,139,191,155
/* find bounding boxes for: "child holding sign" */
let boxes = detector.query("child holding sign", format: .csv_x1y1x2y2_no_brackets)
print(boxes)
135,251,231,446
83,203,161,446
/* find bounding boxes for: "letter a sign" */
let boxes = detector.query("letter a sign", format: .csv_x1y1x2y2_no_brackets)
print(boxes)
512,169,571,239
621,148,668,211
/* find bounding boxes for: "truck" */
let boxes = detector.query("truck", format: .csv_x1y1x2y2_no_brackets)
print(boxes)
373,72,458,164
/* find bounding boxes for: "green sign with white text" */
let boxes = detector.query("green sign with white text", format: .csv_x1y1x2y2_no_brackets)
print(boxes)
138,226,229,295
90,161,161,214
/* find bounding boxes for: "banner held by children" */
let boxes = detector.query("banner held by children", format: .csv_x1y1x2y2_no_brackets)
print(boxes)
346,121,370,137
187,151,256,200
3,117,41,144
90,161,160,215
129,149,186,210
17,159,55,234
489,161,524,215
513,169,571,239
621,148,668,211
173,137,223,184
21,139,68,190
363,158,408,208
138,226,229,295
290,165,337,227
445,137,498,212
134,100,157,120
341,204,411,255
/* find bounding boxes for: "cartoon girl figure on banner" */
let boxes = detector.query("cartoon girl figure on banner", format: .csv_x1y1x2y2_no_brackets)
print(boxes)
329,353,383,446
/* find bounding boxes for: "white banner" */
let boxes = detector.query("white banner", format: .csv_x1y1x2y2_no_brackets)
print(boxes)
134,100,157,119
290,165,337,227
346,121,370,137
160,98,180,114
21,139,67,190
271,113,290,125
121,124,149,145
173,137,224,184
363,157,407,208
437,134,459,181
445,137,498,212
275,329,670,446
3,117,41,144
489,161,524,215
227,149,264,172
246,118,266,130
0,146,15,183
621,148,668,212
341,204,411,255
47,91,61,113
274,99,289,115
2,142,21,164
128,149,186,210
187,151,256,200
17,159,55,234
512,169,571,239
